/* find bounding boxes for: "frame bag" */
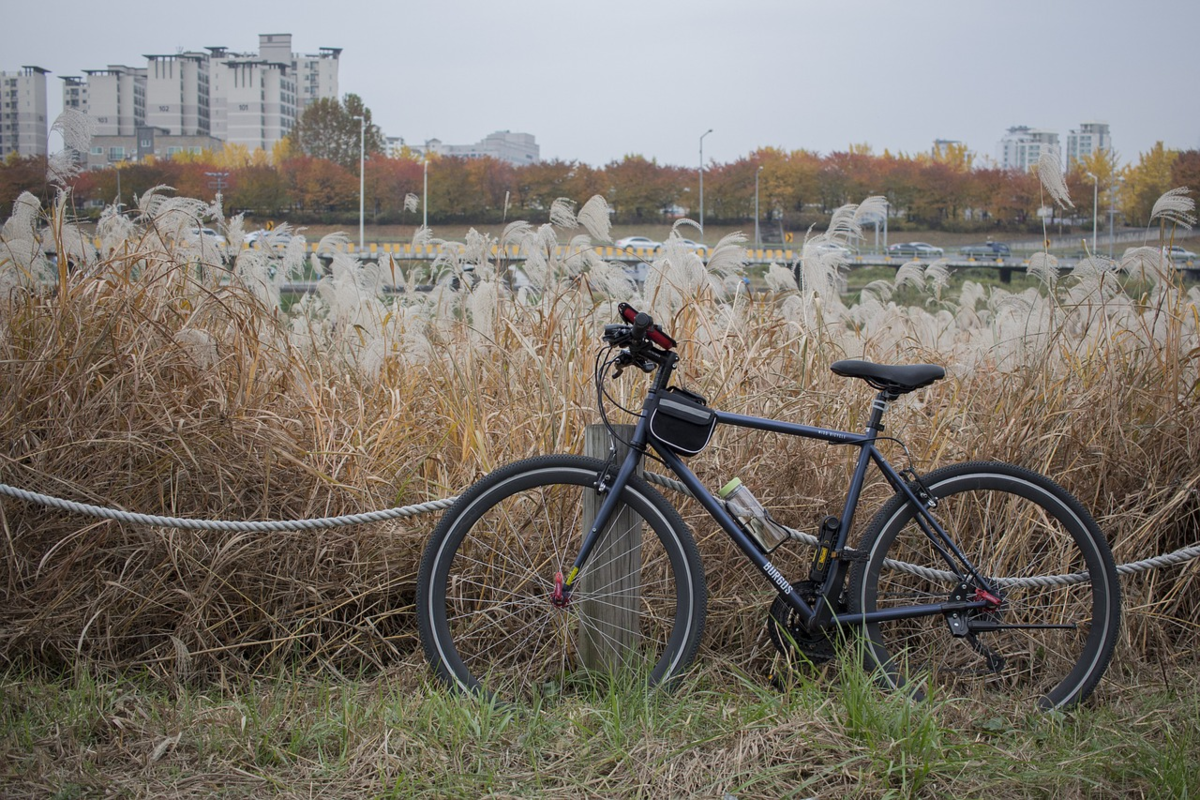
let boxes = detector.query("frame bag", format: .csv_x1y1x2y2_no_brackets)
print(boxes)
650,387,716,456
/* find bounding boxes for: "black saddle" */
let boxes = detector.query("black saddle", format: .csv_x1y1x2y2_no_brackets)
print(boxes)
830,360,945,397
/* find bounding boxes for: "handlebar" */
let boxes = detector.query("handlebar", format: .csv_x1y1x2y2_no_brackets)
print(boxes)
617,303,676,350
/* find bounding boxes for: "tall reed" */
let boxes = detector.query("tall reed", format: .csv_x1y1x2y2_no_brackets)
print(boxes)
0,183,1196,681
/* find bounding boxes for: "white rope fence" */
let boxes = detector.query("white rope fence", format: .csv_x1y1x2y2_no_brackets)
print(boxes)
1,474,1197,589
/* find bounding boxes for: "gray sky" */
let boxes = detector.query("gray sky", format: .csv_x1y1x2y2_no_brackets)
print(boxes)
4,0,1197,168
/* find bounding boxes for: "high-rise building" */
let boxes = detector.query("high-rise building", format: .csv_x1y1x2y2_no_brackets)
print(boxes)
63,65,147,136
144,52,211,136
264,34,340,116
998,126,1060,171
207,39,297,151
0,66,49,158
1066,121,1112,164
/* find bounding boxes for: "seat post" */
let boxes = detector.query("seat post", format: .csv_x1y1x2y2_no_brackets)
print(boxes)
867,391,892,433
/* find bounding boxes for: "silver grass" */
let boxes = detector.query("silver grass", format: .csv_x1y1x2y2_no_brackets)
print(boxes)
577,195,612,242
46,151,81,186
464,228,493,267
404,193,419,213
705,231,748,278
1120,246,1171,285
95,203,139,256
763,263,798,292
46,110,96,185
171,329,218,370
1027,252,1060,290
853,195,889,225
500,220,532,249
549,198,577,229
894,261,925,291
1036,147,1074,209
671,217,702,234
587,260,637,300
232,249,277,309
925,259,951,302
863,279,895,303
52,109,96,154
1148,187,1196,230
412,226,435,248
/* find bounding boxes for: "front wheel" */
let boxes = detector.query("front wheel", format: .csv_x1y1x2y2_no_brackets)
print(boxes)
416,455,706,703
848,462,1120,709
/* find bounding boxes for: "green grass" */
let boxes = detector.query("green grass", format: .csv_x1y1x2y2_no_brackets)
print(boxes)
3,655,1197,798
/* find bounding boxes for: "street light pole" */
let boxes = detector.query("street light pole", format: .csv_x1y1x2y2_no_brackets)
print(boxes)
699,129,712,236
353,115,365,250
754,165,763,248
423,153,428,229
1086,172,1098,254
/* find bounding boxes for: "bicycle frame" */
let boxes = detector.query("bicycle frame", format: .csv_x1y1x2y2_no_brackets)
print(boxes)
566,353,996,634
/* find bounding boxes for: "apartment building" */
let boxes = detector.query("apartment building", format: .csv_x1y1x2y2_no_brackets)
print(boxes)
263,34,340,116
998,126,1060,171
144,52,211,136
58,34,338,162
208,46,297,151
1066,122,1112,165
0,66,49,158
417,130,541,166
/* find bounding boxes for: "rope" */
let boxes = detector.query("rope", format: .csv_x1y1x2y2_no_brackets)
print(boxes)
0,482,457,532
2,474,1198,588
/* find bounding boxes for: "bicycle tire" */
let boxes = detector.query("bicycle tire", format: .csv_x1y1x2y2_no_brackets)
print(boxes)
416,454,706,702
848,461,1120,709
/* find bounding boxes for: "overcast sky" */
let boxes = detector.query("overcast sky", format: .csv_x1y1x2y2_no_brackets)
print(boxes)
4,0,1197,169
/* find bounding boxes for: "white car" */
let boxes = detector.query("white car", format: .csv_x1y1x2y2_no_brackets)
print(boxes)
184,227,228,247
614,236,661,253
246,229,294,250
806,241,853,258
1164,245,1197,261
675,238,710,256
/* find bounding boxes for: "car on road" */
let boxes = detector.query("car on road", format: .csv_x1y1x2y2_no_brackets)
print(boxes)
1164,245,1197,262
183,227,228,248
673,238,710,256
887,242,944,258
959,241,1011,258
805,241,854,258
246,229,295,250
614,236,661,253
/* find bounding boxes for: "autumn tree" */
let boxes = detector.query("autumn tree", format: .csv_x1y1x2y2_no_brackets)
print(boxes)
1170,150,1200,205
289,94,385,171
1121,141,1179,226
604,155,685,223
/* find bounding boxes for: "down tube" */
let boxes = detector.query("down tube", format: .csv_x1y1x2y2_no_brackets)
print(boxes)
654,446,815,620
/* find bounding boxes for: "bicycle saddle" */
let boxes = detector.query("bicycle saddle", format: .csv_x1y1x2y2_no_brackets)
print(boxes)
830,360,945,396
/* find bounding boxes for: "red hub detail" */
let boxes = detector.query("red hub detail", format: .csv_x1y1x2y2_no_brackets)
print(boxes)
975,588,1003,608
551,571,569,608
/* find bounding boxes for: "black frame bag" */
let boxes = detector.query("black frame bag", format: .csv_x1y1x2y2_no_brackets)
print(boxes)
649,387,716,456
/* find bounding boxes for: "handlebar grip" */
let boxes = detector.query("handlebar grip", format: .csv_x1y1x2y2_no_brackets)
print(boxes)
630,312,652,340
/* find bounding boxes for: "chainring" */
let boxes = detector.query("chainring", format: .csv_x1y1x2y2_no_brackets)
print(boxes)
766,581,839,666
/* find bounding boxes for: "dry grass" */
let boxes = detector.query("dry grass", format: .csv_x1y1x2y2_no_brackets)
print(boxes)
0,187,1198,692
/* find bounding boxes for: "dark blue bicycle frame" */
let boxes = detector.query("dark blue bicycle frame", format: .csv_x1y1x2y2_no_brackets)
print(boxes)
569,370,994,633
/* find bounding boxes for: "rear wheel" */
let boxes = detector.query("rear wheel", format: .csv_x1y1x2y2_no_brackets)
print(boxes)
417,455,706,703
848,462,1120,709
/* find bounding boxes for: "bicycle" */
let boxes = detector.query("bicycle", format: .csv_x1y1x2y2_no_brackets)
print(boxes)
416,303,1121,710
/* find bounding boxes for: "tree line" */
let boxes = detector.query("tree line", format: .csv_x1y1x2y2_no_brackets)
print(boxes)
2,94,1196,235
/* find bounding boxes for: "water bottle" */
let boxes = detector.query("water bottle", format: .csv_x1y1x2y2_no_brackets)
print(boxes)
718,477,791,552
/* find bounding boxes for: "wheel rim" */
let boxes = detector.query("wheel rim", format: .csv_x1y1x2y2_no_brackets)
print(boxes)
426,467,695,702
859,474,1113,708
